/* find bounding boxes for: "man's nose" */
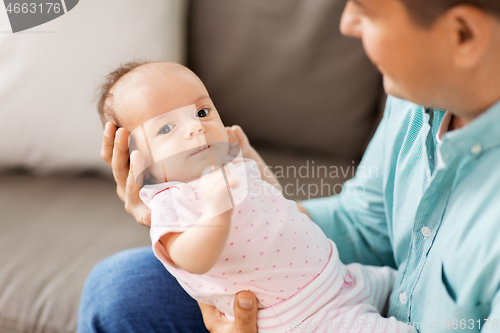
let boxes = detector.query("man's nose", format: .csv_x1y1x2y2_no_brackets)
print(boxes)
339,2,362,39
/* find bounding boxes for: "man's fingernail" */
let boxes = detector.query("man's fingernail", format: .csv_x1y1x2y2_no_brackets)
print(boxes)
104,122,111,137
238,299,253,309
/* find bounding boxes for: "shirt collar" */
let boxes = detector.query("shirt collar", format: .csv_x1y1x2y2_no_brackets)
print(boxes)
438,98,500,164
436,111,453,144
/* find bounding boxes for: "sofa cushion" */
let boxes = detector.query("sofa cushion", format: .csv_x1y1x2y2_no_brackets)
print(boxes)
188,0,383,160
0,0,187,175
0,172,151,333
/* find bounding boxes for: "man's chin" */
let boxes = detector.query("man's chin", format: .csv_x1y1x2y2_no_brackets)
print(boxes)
382,76,405,100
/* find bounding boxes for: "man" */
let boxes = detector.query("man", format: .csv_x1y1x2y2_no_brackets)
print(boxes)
78,0,500,332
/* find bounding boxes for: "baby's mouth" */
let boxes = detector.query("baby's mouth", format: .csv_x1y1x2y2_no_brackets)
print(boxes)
189,144,210,155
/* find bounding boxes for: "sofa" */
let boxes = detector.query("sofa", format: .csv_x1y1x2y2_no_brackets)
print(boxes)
0,0,383,332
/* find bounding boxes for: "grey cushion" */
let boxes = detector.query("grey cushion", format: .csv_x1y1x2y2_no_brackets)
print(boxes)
188,0,383,160
257,146,357,201
0,172,151,333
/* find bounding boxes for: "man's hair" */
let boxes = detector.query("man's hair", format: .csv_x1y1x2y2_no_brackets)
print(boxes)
400,0,500,27
96,60,153,127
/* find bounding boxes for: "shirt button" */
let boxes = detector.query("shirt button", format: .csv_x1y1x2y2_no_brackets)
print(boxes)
399,292,407,305
471,143,482,155
421,226,431,239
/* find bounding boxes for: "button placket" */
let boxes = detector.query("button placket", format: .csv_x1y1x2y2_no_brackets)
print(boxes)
399,292,407,305
471,143,482,155
421,226,431,239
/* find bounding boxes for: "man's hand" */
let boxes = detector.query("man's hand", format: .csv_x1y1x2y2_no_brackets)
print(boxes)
226,125,252,158
199,291,258,333
100,121,151,227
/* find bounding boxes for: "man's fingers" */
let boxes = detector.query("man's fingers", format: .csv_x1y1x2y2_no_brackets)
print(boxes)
130,150,145,187
141,209,152,227
124,165,139,212
232,125,249,144
198,292,257,332
130,203,151,228
198,302,231,333
130,159,151,227
226,127,239,143
198,302,219,326
233,291,258,333
111,128,131,197
125,164,151,227
100,122,117,166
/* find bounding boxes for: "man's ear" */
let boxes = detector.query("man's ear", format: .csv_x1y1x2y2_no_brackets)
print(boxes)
444,5,491,69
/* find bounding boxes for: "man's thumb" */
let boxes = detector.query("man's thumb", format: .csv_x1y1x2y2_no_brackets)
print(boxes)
233,291,258,332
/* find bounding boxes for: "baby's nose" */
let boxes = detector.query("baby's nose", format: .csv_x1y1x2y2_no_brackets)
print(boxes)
189,127,203,137
186,122,204,138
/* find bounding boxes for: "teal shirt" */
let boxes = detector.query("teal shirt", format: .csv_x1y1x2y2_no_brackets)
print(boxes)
301,96,500,332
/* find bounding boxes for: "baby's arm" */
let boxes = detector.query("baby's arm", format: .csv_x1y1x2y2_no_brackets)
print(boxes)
160,169,239,274
226,125,281,191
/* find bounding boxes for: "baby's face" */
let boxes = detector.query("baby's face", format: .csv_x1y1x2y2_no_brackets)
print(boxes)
116,66,229,183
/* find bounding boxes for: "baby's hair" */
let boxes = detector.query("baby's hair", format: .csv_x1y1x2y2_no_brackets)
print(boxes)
96,60,154,128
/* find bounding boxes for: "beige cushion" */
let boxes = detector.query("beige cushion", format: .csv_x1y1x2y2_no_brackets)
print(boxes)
0,0,187,175
188,0,383,160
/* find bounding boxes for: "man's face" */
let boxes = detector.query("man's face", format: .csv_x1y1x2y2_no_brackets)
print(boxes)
340,0,452,107
120,69,229,183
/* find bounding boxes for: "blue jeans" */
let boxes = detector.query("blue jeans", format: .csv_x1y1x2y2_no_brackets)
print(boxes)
77,247,209,333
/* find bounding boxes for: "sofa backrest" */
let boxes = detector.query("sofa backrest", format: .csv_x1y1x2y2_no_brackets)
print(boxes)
188,0,383,160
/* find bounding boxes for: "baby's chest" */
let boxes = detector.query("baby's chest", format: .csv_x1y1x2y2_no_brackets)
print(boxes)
215,208,331,275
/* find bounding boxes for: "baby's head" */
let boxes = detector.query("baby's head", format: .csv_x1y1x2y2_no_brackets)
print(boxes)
97,61,229,184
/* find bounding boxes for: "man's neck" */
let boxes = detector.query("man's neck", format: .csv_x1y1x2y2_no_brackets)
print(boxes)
444,85,500,131
447,95,500,131
448,115,469,131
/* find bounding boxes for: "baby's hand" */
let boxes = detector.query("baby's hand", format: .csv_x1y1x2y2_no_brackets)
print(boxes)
200,166,239,215
226,125,252,158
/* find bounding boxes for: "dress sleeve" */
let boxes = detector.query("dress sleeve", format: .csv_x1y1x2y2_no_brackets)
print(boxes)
146,185,202,265
300,96,396,268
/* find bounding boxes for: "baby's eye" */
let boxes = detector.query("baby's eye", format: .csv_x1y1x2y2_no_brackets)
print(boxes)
158,124,174,135
196,108,210,118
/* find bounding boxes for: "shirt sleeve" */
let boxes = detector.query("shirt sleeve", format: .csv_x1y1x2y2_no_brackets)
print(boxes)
300,97,396,268
481,291,500,332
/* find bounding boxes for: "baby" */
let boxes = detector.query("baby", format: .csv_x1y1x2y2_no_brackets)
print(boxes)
96,61,416,333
